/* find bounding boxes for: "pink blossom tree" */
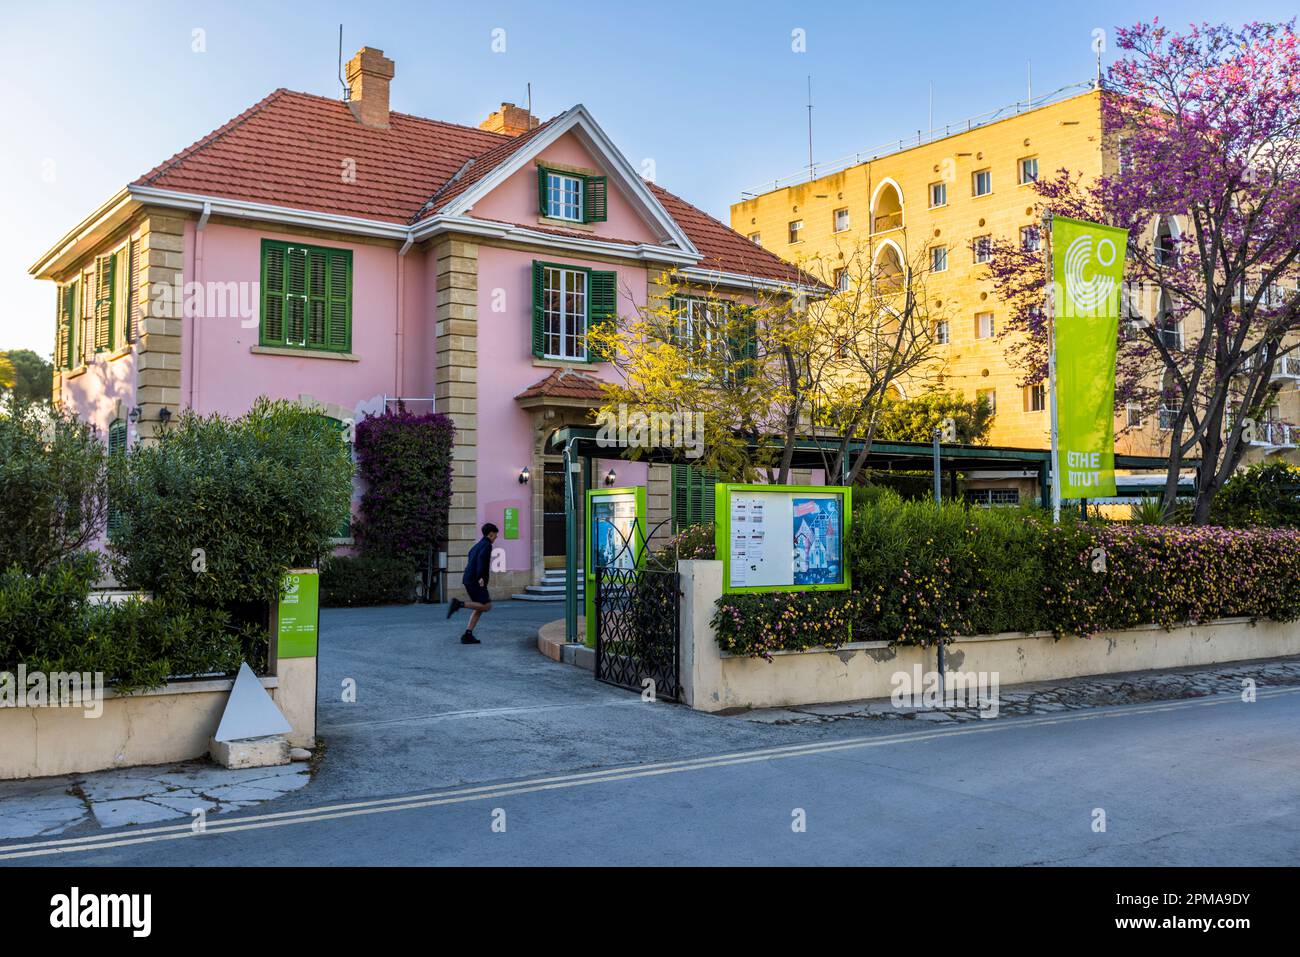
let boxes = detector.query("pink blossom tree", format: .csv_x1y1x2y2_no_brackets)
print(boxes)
986,19,1300,523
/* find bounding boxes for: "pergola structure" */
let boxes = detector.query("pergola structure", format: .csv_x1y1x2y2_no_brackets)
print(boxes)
547,425,1197,641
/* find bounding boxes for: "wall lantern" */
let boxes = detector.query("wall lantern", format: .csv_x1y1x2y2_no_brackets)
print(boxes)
518,466,530,485
604,469,617,487
158,407,173,425
127,407,142,424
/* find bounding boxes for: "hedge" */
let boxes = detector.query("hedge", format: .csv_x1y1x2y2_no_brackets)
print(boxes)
320,554,417,607
710,490,1300,659
0,555,260,694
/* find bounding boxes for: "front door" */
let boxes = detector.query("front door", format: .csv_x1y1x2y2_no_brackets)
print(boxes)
543,461,571,568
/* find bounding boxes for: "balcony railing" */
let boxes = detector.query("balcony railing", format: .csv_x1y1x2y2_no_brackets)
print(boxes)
1252,421,1298,448
872,211,903,233
1276,355,1300,381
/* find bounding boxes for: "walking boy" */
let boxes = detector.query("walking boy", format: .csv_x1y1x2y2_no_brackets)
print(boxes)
447,523,498,644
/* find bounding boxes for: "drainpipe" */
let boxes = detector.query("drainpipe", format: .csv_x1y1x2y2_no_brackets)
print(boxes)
188,200,211,413
395,230,413,397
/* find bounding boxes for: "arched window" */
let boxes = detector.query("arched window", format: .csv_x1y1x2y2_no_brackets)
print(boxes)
1159,371,1181,430
874,242,905,294
1156,291,1181,350
1154,216,1179,267
871,180,904,233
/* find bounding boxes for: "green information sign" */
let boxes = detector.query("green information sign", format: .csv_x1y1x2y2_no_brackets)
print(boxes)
1051,215,1128,500
276,569,319,659
504,507,519,540
715,484,852,594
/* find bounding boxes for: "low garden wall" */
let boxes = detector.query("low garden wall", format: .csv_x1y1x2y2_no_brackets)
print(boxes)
0,656,315,781
681,557,1300,710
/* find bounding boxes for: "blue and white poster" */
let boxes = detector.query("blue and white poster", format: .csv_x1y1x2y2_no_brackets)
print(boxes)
791,497,843,586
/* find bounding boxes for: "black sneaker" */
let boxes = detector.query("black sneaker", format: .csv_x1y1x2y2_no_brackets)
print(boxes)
460,631,480,645
446,597,463,619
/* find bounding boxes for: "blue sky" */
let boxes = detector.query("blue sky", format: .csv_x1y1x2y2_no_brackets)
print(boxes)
3,0,1295,354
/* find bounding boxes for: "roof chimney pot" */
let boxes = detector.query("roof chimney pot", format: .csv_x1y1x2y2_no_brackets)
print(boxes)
345,47,395,130
480,102,539,137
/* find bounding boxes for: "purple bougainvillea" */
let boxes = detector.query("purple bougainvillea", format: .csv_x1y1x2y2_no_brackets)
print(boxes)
353,408,455,566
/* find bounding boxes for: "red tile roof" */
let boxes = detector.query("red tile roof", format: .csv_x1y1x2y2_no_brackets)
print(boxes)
515,368,608,402
133,88,816,286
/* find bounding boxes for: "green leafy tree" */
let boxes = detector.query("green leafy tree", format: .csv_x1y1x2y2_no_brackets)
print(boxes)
0,399,107,574
875,391,994,445
108,397,353,607
0,349,54,403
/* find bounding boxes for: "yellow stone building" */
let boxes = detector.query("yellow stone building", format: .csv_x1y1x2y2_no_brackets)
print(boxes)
731,87,1106,453
731,85,1300,482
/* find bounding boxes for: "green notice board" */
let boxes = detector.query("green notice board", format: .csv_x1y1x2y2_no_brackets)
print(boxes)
277,569,319,658
715,484,852,594
504,507,519,539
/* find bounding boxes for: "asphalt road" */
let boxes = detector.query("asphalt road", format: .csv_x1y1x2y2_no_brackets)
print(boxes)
3,604,1298,866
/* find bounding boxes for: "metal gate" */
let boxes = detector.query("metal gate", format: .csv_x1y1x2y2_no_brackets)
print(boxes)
594,562,681,702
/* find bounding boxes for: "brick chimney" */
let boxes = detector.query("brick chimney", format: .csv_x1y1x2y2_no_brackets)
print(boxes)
479,102,539,137
345,47,396,130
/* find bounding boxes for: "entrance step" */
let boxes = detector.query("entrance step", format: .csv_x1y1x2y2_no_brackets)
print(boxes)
512,570,583,602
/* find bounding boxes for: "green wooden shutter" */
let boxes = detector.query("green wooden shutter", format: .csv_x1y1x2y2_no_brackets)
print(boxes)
94,254,116,352
587,269,617,361
325,249,351,352
531,261,546,358
56,283,78,370
671,464,716,531
306,247,328,347
126,239,140,342
113,248,127,350
537,166,550,216
262,242,286,345
583,175,608,223
107,419,127,534
285,246,308,347
54,287,67,371
730,305,758,381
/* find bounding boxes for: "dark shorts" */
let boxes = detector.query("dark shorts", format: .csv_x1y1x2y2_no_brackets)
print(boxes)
464,583,491,605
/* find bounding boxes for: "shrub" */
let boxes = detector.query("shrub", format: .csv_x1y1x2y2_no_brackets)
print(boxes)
107,398,353,608
354,408,455,566
0,399,106,574
0,555,254,694
656,522,716,561
1213,461,1300,528
712,491,1300,657
320,554,417,607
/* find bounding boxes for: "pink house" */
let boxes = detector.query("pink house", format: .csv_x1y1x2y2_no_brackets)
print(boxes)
30,46,810,596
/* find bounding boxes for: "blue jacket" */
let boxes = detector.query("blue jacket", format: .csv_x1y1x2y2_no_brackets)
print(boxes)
462,537,492,587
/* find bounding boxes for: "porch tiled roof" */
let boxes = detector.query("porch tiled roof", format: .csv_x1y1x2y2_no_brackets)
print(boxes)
514,368,608,403
130,87,816,286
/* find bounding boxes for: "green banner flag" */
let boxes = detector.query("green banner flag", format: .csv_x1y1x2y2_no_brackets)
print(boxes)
1051,215,1128,500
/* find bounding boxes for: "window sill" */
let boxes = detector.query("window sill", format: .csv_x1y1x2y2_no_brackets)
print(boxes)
538,216,595,231
64,365,88,380
329,536,355,546
534,357,593,368
250,345,359,362
107,345,132,361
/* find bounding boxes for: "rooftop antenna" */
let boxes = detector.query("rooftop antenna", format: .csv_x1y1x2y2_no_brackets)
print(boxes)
1095,42,1103,89
338,25,350,101
806,75,814,182
527,81,532,117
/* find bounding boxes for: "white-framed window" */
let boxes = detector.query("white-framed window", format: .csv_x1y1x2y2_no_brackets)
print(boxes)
1158,371,1180,430
935,319,950,345
543,265,588,360
788,220,803,244
966,487,1020,507
1026,383,1046,412
834,267,849,292
748,232,761,245
545,171,584,222
1018,157,1039,185
977,387,997,413
972,169,992,196
833,208,850,232
976,312,995,339
1126,403,1143,427
931,246,948,272
1020,225,1041,252
929,182,947,208
973,235,992,263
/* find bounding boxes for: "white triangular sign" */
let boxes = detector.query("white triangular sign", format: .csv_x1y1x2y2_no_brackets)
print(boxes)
213,662,293,743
